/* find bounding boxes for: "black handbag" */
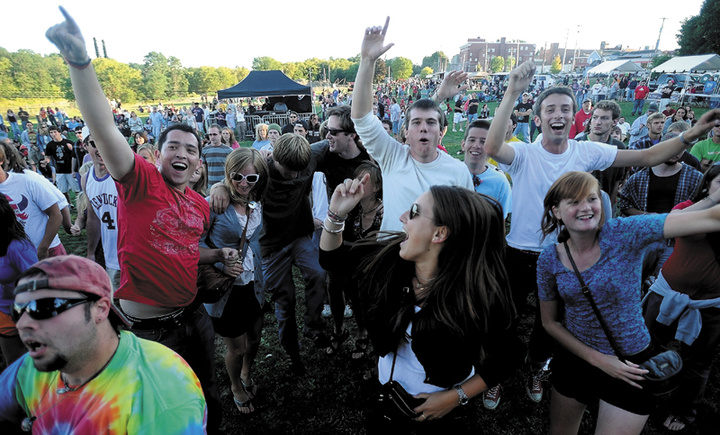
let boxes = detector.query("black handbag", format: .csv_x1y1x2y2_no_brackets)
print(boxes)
376,350,425,421
196,206,251,303
563,242,682,395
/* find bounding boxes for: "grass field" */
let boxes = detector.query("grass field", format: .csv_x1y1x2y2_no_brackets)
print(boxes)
2,98,719,434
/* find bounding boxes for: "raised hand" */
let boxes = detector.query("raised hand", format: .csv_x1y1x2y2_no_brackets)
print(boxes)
45,6,89,64
507,61,536,96
437,70,470,101
690,109,720,139
360,17,394,62
328,174,370,217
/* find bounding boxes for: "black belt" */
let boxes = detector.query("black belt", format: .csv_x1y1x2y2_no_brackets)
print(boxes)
123,306,190,330
508,247,541,258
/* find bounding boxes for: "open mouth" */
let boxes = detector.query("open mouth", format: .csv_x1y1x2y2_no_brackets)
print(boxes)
550,122,565,132
171,162,188,171
576,214,594,221
24,339,47,356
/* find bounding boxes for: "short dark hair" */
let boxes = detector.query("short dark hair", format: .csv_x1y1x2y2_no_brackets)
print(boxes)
533,86,578,117
593,100,621,120
464,120,492,140
403,99,445,132
48,125,59,133
156,124,202,154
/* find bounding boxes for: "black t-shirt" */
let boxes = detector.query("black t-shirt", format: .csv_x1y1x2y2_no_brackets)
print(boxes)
515,102,533,123
468,99,479,115
454,99,463,113
45,139,74,173
73,140,87,172
647,169,681,213
660,87,674,99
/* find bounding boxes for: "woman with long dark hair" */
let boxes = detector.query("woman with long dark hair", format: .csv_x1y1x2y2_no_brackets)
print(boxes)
320,180,522,433
0,194,39,365
643,163,720,431
538,171,720,435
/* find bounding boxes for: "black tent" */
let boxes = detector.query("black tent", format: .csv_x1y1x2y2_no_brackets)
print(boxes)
217,70,312,113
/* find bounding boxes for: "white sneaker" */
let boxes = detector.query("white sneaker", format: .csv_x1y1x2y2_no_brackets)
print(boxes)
343,305,353,319
483,384,502,410
321,304,331,318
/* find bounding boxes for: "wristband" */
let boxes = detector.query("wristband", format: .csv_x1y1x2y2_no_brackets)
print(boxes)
322,221,345,234
65,56,92,70
327,209,347,223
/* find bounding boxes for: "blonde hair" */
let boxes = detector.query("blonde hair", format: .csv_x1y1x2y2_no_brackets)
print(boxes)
255,123,269,141
223,148,269,204
273,134,311,171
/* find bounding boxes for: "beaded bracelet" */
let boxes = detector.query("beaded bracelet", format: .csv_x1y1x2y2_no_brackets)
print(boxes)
322,221,345,234
327,209,347,223
65,57,92,70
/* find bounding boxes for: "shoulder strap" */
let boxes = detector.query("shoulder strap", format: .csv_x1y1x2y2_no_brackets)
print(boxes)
563,242,625,359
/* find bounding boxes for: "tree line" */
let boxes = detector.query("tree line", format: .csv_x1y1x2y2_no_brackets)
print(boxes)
0,47,448,104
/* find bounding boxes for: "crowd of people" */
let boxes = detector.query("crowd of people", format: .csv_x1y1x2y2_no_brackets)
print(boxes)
1,10,720,435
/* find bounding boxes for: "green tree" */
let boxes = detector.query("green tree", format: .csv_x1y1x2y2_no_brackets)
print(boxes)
389,57,413,80
373,58,386,83
677,0,720,55
420,66,433,77
141,52,169,100
650,54,673,69
233,67,250,83
422,52,448,72
167,56,189,98
94,58,143,103
490,56,504,73
551,55,562,73
252,56,282,71
504,56,516,72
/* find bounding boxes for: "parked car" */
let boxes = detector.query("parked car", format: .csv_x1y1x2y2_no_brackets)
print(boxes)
648,73,699,92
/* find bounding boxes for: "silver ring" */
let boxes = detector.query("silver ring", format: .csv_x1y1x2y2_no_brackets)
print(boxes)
421,413,426,420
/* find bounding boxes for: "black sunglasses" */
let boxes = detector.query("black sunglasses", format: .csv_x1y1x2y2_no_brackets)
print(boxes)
12,297,96,322
326,128,348,136
409,203,423,220
229,172,260,183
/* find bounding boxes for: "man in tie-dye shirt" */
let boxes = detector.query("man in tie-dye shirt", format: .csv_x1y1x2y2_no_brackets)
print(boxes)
0,256,207,434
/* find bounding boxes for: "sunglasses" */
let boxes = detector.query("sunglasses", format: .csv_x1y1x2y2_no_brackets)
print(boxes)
409,203,432,220
11,297,96,322
326,128,348,136
229,172,260,183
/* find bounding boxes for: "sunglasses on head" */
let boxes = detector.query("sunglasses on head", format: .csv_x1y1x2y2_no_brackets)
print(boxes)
11,296,97,322
326,128,348,136
229,172,260,183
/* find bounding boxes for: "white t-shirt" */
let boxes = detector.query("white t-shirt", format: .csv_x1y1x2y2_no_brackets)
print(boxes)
85,167,120,270
0,172,62,249
352,112,474,232
498,139,617,251
23,169,69,210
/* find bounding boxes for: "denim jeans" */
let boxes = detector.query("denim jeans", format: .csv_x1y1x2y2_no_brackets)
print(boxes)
626,88,635,101
513,122,530,143
130,305,222,434
506,247,552,370
10,122,21,139
262,236,327,356
633,98,645,114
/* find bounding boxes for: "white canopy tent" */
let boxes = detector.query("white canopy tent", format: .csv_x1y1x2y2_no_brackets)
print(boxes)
652,54,720,73
586,60,644,75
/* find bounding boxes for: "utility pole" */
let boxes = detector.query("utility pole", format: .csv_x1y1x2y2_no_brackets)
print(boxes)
542,41,547,72
572,25,581,72
562,28,569,73
654,17,667,54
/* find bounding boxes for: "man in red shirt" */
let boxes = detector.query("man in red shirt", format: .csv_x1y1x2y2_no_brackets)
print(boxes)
569,98,593,139
632,80,650,116
46,8,237,433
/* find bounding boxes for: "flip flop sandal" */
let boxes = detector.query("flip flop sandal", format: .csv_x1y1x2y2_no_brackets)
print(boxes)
663,415,689,432
233,396,254,415
241,378,258,400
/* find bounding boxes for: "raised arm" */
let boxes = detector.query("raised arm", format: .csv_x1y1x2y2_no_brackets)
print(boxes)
430,70,469,103
351,17,394,120
613,110,720,168
319,175,369,252
45,7,134,180
486,62,535,165
663,203,720,239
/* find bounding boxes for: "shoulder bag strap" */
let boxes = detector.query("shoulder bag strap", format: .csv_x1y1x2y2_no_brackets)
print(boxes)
563,242,625,360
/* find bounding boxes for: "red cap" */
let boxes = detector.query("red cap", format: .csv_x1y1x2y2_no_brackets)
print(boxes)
15,255,131,327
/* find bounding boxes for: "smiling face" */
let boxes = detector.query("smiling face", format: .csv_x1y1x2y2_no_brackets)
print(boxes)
157,129,202,191
461,127,488,166
405,108,443,162
535,94,574,147
326,115,356,156
230,163,258,198
49,129,63,142
552,190,603,235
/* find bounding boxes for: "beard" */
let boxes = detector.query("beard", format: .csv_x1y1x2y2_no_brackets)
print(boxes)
33,353,68,373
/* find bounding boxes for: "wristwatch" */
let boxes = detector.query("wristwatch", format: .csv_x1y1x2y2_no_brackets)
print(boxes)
453,385,469,406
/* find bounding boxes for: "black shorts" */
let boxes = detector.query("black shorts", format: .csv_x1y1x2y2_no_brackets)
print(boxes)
550,346,657,415
210,282,262,338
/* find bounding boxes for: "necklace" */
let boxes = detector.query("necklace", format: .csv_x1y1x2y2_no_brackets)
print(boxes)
360,200,381,217
414,273,432,290
22,337,120,432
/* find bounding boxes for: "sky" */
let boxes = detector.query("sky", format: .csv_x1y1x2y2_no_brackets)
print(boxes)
3,0,706,71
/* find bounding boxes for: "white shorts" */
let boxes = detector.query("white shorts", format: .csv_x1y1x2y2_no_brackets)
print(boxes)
454,112,464,123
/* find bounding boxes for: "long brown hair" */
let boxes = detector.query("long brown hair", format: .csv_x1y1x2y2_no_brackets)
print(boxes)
541,171,605,243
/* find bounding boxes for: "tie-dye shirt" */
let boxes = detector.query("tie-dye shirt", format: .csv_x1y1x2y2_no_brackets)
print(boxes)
0,330,207,434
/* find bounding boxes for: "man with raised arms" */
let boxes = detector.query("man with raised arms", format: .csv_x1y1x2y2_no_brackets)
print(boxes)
351,17,473,232
484,60,720,405
45,8,238,433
